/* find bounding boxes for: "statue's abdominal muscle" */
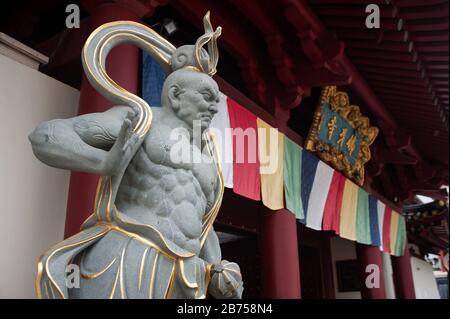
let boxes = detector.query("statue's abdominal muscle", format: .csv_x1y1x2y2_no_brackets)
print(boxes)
115,139,215,255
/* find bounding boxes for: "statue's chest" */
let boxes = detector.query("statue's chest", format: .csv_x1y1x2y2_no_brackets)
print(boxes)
140,135,218,201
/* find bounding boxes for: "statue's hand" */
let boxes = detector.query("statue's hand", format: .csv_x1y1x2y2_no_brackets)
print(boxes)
209,260,244,299
100,109,140,175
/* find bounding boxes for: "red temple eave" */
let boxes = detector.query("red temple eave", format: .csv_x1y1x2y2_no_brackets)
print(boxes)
169,0,448,206
33,0,448,207
283,0,441,183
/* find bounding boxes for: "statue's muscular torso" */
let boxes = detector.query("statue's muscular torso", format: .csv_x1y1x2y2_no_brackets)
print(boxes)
115,112,219,255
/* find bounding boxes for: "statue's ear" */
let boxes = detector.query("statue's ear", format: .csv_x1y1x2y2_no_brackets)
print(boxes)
168,85,181,111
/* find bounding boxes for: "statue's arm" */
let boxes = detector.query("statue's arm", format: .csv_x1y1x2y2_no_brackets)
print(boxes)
28,106,135,175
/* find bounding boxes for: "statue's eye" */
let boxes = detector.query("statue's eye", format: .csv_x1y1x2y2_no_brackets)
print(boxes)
202,92,213,101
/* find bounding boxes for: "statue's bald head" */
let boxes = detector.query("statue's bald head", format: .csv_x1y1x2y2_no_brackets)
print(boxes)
161,69,220,131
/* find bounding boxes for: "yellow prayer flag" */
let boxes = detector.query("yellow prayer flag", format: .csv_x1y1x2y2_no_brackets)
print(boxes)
390,211,400,254
257,118,284,210
339,179,359,240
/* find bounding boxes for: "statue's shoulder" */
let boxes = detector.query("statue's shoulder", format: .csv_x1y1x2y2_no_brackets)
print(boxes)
145,108,179,144
144,119,172,144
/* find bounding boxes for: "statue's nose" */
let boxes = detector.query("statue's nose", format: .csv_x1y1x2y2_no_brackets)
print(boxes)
208,104,218,114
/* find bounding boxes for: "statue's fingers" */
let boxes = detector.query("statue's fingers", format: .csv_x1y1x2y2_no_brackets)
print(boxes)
130,105,140,115
121,133,139,152
117,119,132,144
123,118,132,129
125,109,135,121
132,106,142,120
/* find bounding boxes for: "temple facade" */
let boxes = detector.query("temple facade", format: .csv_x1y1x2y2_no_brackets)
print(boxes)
0,0,448,299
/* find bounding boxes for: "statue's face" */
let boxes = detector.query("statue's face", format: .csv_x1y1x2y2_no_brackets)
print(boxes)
168,71,219,131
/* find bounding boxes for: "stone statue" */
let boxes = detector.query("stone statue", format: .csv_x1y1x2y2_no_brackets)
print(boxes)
29,12,243,299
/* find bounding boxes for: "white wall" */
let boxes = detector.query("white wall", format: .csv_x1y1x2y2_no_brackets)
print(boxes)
411,257,440,299
330,237,362,299
0,54,79,298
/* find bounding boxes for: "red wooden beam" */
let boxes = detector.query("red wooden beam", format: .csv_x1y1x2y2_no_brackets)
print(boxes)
358,65,424,80
352,58,420,71
335,29,409,43
313,3,398,18
344,39,414,53
395,0,447,7
324,17,403,31
410,30,449,43
397,1,449,19
169,0,271,107
347,48,418,62
228,0,304,109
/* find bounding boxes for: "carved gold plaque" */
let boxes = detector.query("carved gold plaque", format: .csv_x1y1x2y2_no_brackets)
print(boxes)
305,86,379,185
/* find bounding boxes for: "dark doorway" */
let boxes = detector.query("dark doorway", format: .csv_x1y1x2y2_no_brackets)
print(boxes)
297,223,335,299
216,228,262,299
299,245,324,298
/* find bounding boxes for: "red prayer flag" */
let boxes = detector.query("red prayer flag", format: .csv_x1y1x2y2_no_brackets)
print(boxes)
322,171,345,234
227,98,261,201
382,207,392,253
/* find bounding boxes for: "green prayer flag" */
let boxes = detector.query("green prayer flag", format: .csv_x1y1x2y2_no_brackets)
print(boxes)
283,137,304,219
356,188,371,245
394,216,407,256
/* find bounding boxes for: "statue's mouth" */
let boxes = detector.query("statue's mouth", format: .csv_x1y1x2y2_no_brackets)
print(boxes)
199,113,213,122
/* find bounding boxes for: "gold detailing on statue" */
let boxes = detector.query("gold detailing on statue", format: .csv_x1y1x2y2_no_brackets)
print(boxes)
80,254,117,280
194,11,222,76
138,248,149,290
164,263,177,299
119,245,126,298
93,176,113,222
111,207,196,258
179,259,199,289
108,246,127,299
305,86,379,186
36,257,44,298
205,263,213,295
148,254,159,298
182,65,202,72
43,281,51,299
109,266,120,299
83,22,162,138
200,131,224,248
97,221,180,260
36,226,111,299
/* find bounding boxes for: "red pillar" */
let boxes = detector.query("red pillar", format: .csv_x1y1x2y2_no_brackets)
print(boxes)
259,208,301,298
391,245,416,299
356,243,386,299
64,1,155,237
